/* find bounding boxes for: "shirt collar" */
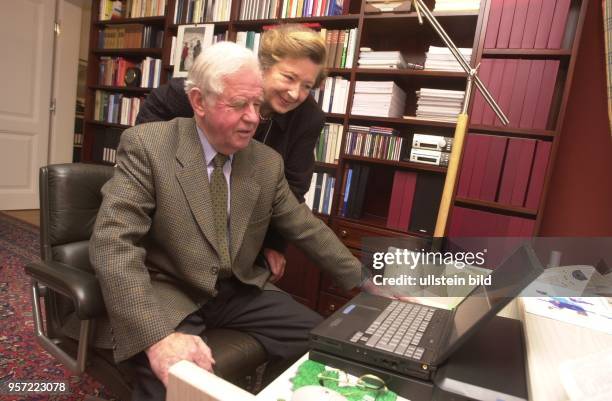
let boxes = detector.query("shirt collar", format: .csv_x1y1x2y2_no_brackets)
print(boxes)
196,124,234,166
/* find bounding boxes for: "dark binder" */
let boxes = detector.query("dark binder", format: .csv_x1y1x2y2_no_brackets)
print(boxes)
408,173,444,235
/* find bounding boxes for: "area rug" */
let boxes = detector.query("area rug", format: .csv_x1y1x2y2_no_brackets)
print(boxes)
0,212,116,400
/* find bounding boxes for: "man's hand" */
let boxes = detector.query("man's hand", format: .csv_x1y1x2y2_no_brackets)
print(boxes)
145,332,215,386
264,248,286,283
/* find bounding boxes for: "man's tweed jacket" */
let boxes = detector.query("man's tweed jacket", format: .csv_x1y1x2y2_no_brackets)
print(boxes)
90,117,363,362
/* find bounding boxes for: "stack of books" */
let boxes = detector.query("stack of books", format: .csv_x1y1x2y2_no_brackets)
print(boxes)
424,46,472,72
352,81,406,118
433,0,480,11
357,49,409,69
415,88,464,122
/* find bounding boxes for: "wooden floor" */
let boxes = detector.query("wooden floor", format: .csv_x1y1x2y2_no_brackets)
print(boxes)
2,209,40,227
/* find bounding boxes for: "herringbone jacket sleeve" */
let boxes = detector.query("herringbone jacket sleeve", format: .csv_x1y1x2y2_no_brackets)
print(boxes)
90,126,175,361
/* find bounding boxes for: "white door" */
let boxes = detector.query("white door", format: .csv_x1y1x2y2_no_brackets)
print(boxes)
0,0,56,210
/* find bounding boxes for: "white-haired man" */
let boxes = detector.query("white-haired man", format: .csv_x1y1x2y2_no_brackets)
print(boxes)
90,42,370,400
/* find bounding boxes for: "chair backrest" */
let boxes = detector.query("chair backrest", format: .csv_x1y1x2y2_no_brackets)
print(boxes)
40,163,115,271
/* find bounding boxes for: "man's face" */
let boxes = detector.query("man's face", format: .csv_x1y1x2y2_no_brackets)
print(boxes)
199,67,264,155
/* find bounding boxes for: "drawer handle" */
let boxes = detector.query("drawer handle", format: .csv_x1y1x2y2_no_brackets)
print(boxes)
329,304,336,311
340,230,348,238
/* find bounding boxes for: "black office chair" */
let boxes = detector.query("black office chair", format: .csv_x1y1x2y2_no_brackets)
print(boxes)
25,163,267,400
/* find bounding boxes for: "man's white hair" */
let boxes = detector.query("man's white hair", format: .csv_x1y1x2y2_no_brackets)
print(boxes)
184,41,261,101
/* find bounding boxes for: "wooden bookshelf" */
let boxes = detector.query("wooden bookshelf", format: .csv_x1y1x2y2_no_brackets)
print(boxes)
82,0,590,311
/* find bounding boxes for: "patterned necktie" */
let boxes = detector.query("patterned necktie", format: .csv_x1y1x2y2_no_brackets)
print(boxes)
210,153,231,277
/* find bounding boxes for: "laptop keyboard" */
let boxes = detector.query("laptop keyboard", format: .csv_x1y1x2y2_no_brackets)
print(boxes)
348,301,435,361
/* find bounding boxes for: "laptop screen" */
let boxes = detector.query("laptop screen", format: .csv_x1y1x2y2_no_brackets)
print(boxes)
437,244,543,362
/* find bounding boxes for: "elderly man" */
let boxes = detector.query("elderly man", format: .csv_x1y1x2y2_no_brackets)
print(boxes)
90,42,370,400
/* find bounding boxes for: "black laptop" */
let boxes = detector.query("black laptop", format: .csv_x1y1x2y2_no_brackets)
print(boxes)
310,244,543,380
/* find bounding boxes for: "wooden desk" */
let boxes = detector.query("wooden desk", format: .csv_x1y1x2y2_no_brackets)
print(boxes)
166,298,612,401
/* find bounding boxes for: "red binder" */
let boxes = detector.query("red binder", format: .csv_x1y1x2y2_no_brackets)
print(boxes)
521,0,543,48
457,134,479,198
508,0,530,48
386,171,406,230
468,135,491,199
510,139,536,206
507,59,531,128
470,60,493,125
534,0,557,49
498,138,522,204
521,218,535,236
496,0,517,48
495,59,518,127
484,0,505,48
482,59,506,126
525,140,552,209
533,59,560,129
548,0,571,49
519,60,545,129
480,135,508,202
398,172,417,231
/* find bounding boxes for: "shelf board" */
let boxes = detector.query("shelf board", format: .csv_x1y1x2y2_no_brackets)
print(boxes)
364,10,479,20
86,120,131,129
232,14,360,27
315,161,338,169
482,49,571,57
96,16,166,26
455,197,538,217
354,68,466,78
168,21,231,30
93,48,163,56
349,114,457,128
90,85,153,93
324,112,346,119
326,67,352,74
469,124,556,138
342,154,447,173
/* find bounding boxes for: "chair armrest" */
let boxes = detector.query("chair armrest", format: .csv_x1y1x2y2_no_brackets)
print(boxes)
25,260,106,319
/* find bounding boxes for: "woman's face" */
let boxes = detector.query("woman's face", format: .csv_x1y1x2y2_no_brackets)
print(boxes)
262,57,321,114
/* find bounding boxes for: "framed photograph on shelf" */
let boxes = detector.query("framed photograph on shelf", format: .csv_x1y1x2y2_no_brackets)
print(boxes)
173,24,214,78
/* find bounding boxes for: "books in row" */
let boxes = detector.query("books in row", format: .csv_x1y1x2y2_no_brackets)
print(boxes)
239,0,349,20
338,164,370,219
351,81,407,118
457,133,552,210
424,46,472,72
99,0,167,20
485,0,571,49
73,133,84,146
386,171,445,234
236,31,262,54
471,58,559,129
98,56,161,88
448,206,535,237
344,125,404,162
305,172,336,215
98,25,163,49
315,123,344,164
173,0,233,23
93,90,143,126
323,28,358,69
433,0,480,11
313,76,350,114
102,147,118,164
416,88,464,122
357,49,411,70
